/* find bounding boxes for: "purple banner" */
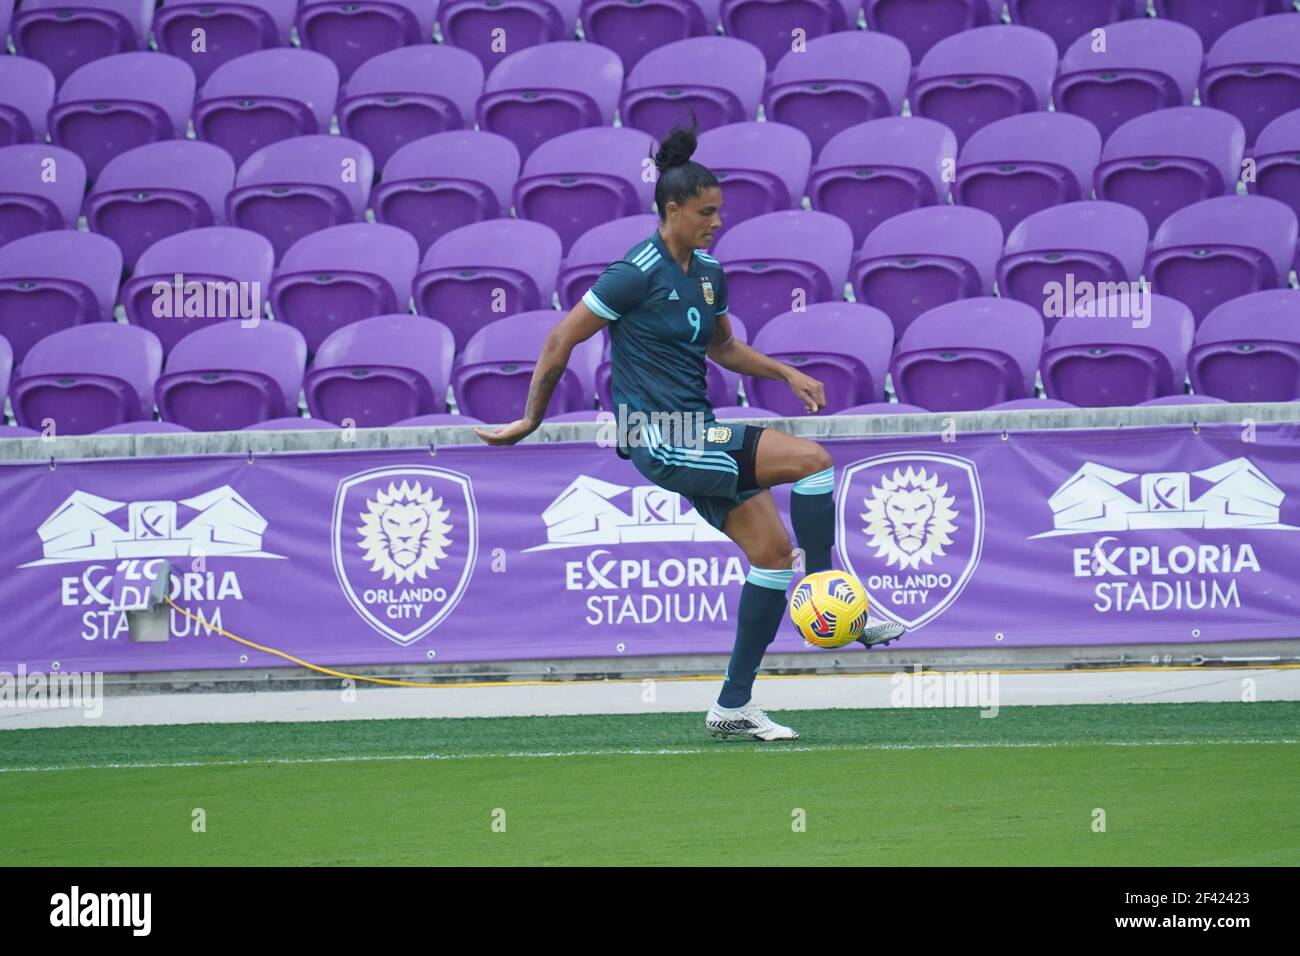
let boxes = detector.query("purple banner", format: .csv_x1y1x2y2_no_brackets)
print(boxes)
1,423,1297,674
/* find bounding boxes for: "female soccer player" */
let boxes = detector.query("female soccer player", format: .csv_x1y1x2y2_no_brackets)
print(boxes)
476,122,904,740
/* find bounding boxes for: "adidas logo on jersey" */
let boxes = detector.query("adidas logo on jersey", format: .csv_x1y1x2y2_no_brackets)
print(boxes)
668,289,679,300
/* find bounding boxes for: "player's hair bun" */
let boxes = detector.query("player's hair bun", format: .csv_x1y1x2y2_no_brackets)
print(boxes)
654,123,698,172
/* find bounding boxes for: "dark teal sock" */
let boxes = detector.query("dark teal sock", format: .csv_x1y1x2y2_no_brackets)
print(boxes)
718,566,795,708
791,466,835,573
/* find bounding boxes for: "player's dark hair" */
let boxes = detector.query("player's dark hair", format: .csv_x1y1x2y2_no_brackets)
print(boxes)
651,115,719,219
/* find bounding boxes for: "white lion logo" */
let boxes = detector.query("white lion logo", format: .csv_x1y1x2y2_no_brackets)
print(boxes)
861,466,958,570
358,480,453,584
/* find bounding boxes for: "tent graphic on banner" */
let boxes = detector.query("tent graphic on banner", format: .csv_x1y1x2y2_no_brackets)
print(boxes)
525,475,730,551
1031,458,1299,538
21,486,284,566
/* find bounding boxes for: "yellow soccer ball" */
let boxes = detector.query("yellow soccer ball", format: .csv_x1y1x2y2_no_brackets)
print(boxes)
789,570,872,648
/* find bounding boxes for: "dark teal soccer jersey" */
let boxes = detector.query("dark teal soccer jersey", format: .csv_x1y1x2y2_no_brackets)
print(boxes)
582,229,729,430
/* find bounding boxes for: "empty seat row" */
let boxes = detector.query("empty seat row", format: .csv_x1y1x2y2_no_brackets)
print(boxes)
4,289,1296,437
2,192,1295,374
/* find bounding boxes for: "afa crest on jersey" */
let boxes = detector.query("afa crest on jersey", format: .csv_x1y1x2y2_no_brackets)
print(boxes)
701,278,714,304
706,425,731,443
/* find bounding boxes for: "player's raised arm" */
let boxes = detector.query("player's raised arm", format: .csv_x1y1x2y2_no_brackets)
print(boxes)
473,302,608,446
705,313,827,414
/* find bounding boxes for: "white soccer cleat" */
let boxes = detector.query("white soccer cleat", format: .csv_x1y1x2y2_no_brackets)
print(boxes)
857,618,906,647
706,701,800,741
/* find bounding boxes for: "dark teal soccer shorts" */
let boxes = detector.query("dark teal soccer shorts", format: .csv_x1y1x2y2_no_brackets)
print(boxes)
624,421,765,532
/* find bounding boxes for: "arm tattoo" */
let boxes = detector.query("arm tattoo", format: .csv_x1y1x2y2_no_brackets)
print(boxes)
709,322,733,349
524,364,565,424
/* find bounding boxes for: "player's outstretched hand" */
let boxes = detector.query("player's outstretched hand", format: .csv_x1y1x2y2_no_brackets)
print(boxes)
785,368,826,414
474,419,535,445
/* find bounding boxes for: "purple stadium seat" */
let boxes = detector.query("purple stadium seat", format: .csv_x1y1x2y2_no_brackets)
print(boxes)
620,36,767,137
0,231,122,364
84,141,236,269
12,323,162,434
97,419,192,434
954,111,1102,234
338,45,485,169
1042,291,1194,406
997,201,1150,334
513,127,658,254
839,402,929,415
50,53,197,181
441,0,581,72
1189,289,1300,402
1153,0,1296,51
1053,19,1204,141
719,0,857,71
476,42,623,162
305,314,455,425
1138,394,1229,406
0,426,43,439
121,227,274,355
227,135,376,261
909,25,1059,146
580,0,719,73
851,205,1003,340
0,145,87,248
413,218,564,353
296,0,439,80
156,320,308,430
1252,107,1300,267
557,214,661,309
597,314,748,409
809,117,958,249
0,56,56,146
194,49,341,167
1200,13,1300,145
1095,107,1248,232
396,412,485,425
243,416,339,431
154,0,299,83
713,210,854,335
1007,0,1144,55
746,303,895,414
1146,195,1299,324
12,0,152,86
270,223,420,352
373,130,520,255
864,0,1000,64
891,297,1044,411
453,310,602,420
712,404,778,418
0,332,10,401
693,122,812,237
987,397,1078,410
764,32,911,160
0,0,12,47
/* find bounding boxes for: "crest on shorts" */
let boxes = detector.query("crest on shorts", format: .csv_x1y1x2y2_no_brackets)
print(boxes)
706,425,731,443
701,278,714,304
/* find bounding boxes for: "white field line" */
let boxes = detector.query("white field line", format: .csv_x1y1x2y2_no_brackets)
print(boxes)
0,738,1294,775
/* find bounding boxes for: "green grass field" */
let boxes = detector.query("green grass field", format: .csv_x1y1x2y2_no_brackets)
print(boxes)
1,701,1296,866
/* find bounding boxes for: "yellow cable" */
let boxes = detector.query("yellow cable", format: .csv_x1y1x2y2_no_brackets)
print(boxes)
165,597,1300,690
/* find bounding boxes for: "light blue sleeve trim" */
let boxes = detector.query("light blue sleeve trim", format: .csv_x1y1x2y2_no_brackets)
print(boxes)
582,289,619,321
792,466,834,495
